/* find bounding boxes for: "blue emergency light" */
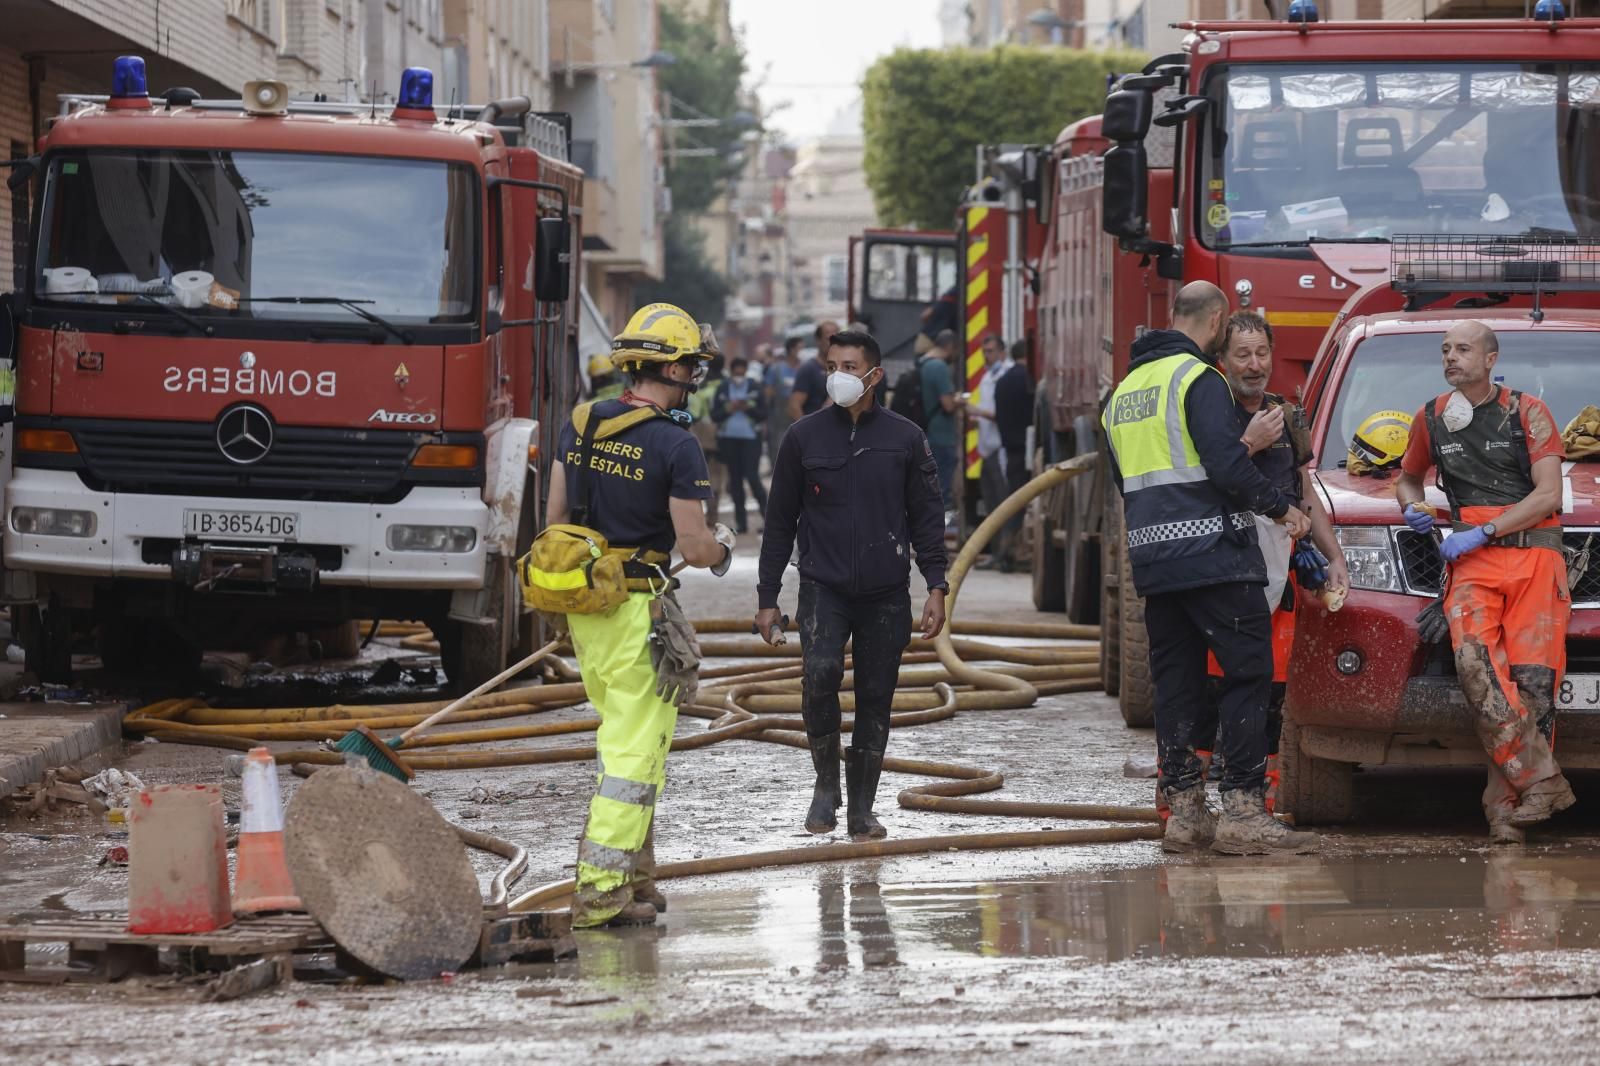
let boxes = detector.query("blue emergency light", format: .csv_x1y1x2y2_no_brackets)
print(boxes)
112,56,148,99
1287,0,1319,22
1534,0,1566,20
397,67,434,111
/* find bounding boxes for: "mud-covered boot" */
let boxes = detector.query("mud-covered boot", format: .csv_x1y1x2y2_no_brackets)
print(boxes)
1488,820,1526,846
1508,774,1577,827
806,732,842,834
632,825,667,912
1212,787,1319,855
845,746,887,841
1161,785,1217,853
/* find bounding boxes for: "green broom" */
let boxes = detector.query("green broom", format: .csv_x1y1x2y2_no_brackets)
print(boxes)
334,637,564,781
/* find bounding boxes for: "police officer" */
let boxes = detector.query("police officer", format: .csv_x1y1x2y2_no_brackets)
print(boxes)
1103,282,1314,855
544,303,736,928
1397,321,1573,845
754,329,949,841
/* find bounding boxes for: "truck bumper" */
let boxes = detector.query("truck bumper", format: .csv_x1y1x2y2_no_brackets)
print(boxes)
2,469,488,589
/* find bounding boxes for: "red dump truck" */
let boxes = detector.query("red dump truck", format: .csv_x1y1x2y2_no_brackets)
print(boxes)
0,57,582,689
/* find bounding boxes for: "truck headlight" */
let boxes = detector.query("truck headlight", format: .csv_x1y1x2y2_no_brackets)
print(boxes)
1334,526,1401,593
386,524,477,553
11,507,97,538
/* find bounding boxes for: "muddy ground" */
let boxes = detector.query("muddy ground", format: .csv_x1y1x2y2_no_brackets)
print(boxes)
5,538,1600,1063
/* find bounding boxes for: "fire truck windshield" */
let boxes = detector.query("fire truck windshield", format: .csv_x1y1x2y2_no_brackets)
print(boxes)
1201,63,1600,251
34,149,477,325
1320,328,1595,471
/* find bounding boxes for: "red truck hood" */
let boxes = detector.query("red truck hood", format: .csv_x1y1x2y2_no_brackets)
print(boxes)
1314,464,1600,525
31,328,443,430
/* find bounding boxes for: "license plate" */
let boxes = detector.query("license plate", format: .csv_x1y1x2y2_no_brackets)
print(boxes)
183,509,299,541
1558,674,1600,710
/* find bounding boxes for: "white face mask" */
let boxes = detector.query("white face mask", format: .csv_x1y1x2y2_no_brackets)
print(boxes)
1441,389,1474,432
826,369,872,407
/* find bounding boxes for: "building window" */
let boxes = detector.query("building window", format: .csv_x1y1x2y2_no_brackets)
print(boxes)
227,0,275,37
823,254,848,304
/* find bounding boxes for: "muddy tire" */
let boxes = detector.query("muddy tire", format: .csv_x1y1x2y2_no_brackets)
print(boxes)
1277,715,1355,825
1029,491,1066,613
1116,521,1155,729
1061,417,1102,625
439,478,539,694
1100,498,1121,698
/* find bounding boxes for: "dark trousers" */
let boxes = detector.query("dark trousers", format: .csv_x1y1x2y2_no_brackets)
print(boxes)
797,580,912,753
718,436,768,531
1144,581,1272,793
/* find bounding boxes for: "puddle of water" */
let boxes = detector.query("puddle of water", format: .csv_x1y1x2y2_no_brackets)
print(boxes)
570,852,1600,978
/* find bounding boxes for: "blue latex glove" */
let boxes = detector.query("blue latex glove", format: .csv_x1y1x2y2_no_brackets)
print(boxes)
1439,525,1490,563
1292,539,1329,589
1402,504,1435,534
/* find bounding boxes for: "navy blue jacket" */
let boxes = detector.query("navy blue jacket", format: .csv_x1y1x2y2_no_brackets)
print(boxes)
758,402,948,608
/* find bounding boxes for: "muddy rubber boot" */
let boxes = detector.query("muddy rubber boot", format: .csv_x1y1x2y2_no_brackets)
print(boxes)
1508,774,1577,827
845,746,887,841
1161,785,1217,853
1488,820,1526,846
806,732,842,834
632,826,667,913
1212,787,1320,855
597,901,660,928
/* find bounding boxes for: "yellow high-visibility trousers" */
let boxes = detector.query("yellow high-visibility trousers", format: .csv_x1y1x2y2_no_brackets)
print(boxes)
567,592,678,927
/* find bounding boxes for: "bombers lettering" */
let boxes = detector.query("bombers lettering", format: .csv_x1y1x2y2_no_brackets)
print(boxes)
564,447,645,482
162,366,337,398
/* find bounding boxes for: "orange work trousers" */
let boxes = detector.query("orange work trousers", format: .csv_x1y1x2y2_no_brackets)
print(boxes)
1445,506,1570,825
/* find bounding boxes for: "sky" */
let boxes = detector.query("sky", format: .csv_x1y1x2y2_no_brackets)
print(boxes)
728,0,944,144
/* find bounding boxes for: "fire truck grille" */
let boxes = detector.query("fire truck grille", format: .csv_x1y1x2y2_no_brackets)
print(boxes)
46,419,458,503
1396,527,1600,606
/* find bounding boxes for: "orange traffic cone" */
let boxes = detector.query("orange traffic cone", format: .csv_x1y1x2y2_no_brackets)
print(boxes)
233,747,303,915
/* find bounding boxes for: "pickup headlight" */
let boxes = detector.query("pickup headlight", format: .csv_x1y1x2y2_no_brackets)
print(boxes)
1334,526,1401,592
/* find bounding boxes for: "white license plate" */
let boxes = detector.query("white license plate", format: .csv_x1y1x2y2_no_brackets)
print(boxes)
183,509,299,541
1558,674,1600,710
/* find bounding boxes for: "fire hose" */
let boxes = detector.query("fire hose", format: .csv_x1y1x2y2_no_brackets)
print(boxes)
122,454,1161,909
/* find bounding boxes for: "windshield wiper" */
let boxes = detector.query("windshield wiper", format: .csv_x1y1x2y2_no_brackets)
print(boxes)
130,293,214,336
239,296,414,344
1226,236,1392,250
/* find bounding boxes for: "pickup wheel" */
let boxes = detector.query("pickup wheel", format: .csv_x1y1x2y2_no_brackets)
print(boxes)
1277,715,1356,825
19,603,73,685
1116,521,1155,728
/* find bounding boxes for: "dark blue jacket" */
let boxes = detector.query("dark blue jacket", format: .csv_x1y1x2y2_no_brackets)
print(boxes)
1107,330,1291,597
758,402,948,608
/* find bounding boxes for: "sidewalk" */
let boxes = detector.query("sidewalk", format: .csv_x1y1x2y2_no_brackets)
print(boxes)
0,703,127,799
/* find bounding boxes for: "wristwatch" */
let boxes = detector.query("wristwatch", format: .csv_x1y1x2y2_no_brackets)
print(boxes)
1482,521,1498,540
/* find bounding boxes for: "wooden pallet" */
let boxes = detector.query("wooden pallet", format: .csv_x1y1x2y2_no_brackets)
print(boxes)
0,913,333,983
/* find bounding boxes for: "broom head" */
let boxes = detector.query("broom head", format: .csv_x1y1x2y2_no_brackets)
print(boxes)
332,724,415,782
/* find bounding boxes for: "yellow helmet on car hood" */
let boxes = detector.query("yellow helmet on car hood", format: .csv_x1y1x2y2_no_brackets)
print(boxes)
1348,409,1413,475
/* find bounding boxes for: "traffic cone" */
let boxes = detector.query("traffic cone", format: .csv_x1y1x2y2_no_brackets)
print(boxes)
233,747,303,915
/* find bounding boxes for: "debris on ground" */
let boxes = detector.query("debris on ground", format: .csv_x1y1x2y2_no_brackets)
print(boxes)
1122,753,1159,779
83,767,147,810
3,767,110,817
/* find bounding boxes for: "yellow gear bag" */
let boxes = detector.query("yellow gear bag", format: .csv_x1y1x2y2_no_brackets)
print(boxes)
520,401,667,615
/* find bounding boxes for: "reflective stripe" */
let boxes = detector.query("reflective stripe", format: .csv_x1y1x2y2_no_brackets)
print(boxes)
1127,511,1253,549
597,773,658,807
1121,466,1210,492
1164,356,1201,471
578,838,636,873
528,565,589,590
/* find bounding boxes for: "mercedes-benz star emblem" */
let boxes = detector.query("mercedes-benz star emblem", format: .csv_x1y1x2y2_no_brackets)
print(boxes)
239,351,256,369
216,404,273,465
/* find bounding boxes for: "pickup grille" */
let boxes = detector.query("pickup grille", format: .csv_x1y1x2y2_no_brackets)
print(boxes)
19,418,480,504
1396,527,1600,607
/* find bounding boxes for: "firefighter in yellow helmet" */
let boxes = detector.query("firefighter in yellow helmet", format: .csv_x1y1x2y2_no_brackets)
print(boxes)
1347,409,1413,475
588,352,623,401
541,303,735,928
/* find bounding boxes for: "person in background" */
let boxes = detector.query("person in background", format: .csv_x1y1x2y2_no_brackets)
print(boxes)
967,334,1012,568
917,285,959,355
588,352,623,402
686,356,726,528
920,328,960,519
712,356,770,534
767,336,803,465
993,340,1034,560
789,320,839,422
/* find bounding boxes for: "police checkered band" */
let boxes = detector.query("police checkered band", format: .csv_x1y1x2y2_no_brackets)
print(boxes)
1126,511,1254,549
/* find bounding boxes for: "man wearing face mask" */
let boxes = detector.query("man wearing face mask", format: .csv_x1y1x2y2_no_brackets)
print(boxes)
755,329,949,841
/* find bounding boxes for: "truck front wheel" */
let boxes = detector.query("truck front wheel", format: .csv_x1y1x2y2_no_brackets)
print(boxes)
1276,715,1356,825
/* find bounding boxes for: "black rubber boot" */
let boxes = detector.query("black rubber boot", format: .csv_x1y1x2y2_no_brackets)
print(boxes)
806,732,842,833
845,746,887,841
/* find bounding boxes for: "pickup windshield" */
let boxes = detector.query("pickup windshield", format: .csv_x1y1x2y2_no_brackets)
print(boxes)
1320,329,1595,471
1201,62,1600,250
34,150,476,324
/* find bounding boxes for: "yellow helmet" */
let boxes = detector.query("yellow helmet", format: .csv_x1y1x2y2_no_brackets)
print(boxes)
1348,409,1413,475
610,303,716,372
587,352,615,378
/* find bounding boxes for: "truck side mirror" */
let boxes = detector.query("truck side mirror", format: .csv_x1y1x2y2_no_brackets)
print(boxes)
1101,89,1152,143
1153,95,1210,128
535,216,572,303
1101,143,1149,241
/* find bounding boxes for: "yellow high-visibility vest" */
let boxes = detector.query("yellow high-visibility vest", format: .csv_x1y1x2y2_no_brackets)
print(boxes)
1102,352,1215,494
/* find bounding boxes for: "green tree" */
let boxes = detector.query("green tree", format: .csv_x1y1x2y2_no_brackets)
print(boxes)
658,2,748,214
862,46,1143,230
636,214,730,325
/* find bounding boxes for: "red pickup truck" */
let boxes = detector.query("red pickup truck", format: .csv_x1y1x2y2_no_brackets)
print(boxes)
1280,257,1600,823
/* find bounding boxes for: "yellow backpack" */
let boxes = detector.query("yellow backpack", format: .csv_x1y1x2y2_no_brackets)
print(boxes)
520,402,666,615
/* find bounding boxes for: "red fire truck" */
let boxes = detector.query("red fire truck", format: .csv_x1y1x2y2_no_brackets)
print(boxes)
1033,9,1600,725
0,57,582,689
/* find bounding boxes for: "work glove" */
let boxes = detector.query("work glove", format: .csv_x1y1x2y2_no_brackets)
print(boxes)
1291,540,1329,590
648,592,701,707
711,523,736,577
1402,504,1435,535
1439,525,1489,563
1415,597,1450,644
